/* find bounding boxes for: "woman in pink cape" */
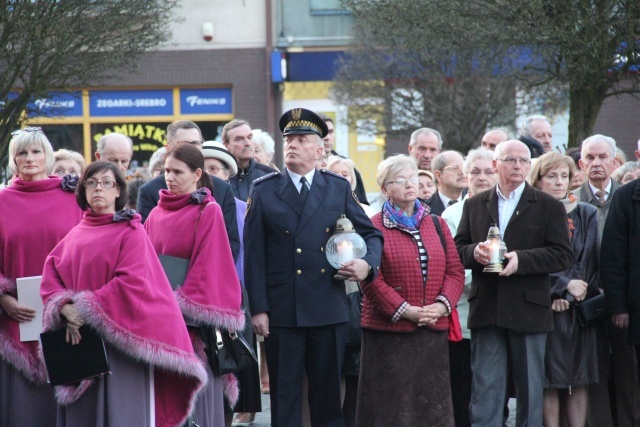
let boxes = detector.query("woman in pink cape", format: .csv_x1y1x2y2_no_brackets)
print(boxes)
145,144,244,427
41,161,207,427
0,127,84,427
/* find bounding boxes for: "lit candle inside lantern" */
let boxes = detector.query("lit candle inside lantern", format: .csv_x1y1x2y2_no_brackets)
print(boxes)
337,240,354,264
489,239,501,263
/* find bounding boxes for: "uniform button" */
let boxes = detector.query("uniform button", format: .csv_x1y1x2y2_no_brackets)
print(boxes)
285,230,290,234
297,270,302,275
416,257,419,261
326,228,330,232
321,269,325,273
320,247,324,252
296,248,302,253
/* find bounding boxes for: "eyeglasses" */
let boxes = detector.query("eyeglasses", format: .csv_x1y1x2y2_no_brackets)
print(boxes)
388,175,419,186
11,126,42,136
498,157,531,166
170,140,204,148
207,166,228,174
469,169,495,177
84,178,116,189
442,164,464,173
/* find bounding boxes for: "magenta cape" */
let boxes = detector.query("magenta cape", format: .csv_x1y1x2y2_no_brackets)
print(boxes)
41,211,207,427
145,189,244,405
0,176,83,384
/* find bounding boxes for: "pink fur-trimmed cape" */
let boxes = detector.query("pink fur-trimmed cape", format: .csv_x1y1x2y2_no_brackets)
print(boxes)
145,189,244,331
145,190,245,405
41,212,207,427
0,176,83,384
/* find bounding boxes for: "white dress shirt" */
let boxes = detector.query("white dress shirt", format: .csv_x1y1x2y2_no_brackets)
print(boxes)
496,182,526,238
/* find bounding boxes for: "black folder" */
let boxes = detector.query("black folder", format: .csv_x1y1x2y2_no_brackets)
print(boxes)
158,254,190,290
40,325,110,386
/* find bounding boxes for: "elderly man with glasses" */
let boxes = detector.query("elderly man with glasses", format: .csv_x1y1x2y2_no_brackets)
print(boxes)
455,140,573,426
136,120,240,261
427,150,467,216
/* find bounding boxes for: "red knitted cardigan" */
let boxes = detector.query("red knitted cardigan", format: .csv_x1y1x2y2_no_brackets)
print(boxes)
360,211,465,333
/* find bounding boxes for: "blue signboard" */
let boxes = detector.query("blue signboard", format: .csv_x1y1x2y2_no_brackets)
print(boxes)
90,89,173,117
28,91,83,118
180,88,233,115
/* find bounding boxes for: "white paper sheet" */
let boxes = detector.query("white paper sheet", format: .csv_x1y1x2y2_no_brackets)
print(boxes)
16,276,44,342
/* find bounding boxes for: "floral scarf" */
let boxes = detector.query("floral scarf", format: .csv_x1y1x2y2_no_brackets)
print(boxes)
382,199,427,231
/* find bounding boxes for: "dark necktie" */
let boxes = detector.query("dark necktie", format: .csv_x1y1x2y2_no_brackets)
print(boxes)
448,199,458,206
595,190,606,206
300,176,309,202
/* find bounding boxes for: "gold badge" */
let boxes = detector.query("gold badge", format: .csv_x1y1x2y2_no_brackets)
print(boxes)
245,197,252,218
292,109,302,120
352,191,362,206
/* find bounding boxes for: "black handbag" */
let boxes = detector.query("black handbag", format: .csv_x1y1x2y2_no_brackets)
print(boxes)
207,327,258,376
577,293,607,327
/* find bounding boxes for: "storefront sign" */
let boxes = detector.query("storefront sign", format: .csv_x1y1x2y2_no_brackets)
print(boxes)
180,88,232,115
89,89,173,117
28,91,83,118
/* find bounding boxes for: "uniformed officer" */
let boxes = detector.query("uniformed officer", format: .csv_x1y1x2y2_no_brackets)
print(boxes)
244,108,383,427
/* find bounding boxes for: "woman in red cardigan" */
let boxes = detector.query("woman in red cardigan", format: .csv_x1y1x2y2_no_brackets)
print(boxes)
355,154,465,427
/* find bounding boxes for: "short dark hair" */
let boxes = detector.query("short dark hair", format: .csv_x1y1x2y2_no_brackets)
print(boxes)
166,143,214,194
76,161,128,211
318,113,334,125
166,120,202,143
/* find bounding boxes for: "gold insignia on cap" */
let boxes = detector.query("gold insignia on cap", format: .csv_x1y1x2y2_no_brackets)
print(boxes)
292,109,302,120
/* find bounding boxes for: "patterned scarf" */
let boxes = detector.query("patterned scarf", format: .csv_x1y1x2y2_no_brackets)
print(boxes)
382,199,427,231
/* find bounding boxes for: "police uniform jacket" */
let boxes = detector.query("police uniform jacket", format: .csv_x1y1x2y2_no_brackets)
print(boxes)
244,169,383,328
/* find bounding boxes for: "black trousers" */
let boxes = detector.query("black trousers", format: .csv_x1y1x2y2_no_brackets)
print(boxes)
265,323,346,427
449,338,472,427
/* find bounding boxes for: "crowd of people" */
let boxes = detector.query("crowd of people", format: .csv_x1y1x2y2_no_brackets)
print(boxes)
1,111,640,427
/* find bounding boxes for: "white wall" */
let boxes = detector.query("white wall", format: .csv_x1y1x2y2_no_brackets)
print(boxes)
162,0,267,50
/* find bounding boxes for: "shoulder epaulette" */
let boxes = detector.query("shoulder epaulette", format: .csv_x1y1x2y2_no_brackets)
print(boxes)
253,171,279,185
320,168,348,181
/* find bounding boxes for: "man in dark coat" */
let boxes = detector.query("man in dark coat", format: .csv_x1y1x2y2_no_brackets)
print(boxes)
244,108,383,427
455,140,573,426
221,119,276,202
576,134,640,427
136,120,240,261
602,178,640,380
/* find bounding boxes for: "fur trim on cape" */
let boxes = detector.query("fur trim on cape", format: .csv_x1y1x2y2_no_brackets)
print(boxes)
0,276,15,294
0,328,48,384
42,289,75,330
52,290,207,423
222,373,239,408
175,288,245,332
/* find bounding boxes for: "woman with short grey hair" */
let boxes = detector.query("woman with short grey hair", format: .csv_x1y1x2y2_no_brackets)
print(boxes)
611,161,640,185
356,154,464,427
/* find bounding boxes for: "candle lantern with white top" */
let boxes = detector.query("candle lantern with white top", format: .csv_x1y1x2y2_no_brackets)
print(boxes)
483,223,507,273
325,215,367,280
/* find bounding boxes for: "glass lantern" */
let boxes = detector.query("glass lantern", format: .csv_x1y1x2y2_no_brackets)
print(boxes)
325,215,368,280
483,223,507,273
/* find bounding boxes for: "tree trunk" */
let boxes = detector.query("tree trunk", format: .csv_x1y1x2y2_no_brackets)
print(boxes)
567,85,608,148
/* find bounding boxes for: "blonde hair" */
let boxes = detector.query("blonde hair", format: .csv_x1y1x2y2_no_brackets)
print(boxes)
376,154,418,189
9,129,55,176
327,156,357,190
52,148,86,173
528,152,575,189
